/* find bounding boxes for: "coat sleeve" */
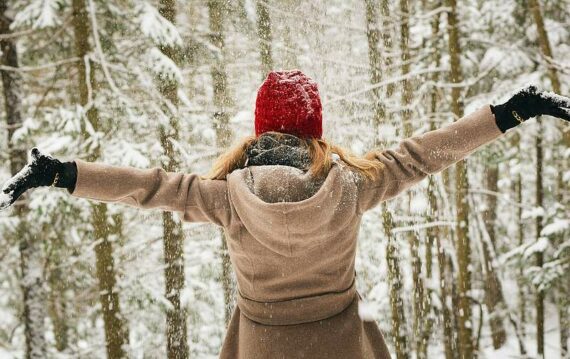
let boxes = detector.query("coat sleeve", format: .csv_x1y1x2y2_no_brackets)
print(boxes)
70,159,232,226
358,105,504,212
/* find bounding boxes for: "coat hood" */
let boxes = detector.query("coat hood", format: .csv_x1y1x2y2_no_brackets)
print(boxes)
226,162,361,257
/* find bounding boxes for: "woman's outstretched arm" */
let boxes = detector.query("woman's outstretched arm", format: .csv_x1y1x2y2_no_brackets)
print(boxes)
1,151,232,226
70,159,231,225
358,86,570,212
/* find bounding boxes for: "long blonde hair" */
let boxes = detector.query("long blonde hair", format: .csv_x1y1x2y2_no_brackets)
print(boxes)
207,133,383,180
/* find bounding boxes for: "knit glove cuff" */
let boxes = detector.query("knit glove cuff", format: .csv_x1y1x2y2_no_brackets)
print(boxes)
57,161,78,193
490,103,524,133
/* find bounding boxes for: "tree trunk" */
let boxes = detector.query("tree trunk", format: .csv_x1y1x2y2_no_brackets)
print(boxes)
535,117,545,357
1,4,49,358
481,165,507,349
528,0,561,95
364,0,384,130
380,0,395,97
364,2,408,357
281,1,299,70
559,282,570,358
436,234,456,359
256,1,273,77
208,0,235,326
383,207,410,359
398,2,429,356
157,1,190,357
426,7,454,357
72,1,129,357
528,3,567,354
48,261,69,351
445,0,473,357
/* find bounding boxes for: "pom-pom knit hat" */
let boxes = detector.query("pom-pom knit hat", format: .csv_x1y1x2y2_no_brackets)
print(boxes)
255,70,323,139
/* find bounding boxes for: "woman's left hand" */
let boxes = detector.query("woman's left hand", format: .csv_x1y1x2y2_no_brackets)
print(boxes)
491,85,570,132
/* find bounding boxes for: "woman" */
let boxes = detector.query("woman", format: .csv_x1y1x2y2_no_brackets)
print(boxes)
2,70,570,358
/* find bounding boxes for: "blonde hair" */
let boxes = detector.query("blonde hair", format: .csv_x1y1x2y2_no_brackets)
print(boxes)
207,133,383,180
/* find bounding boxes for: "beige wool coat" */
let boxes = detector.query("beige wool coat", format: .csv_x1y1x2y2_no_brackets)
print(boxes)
70,106,504,358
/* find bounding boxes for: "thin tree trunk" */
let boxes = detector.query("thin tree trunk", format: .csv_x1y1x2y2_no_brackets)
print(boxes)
71,1,129,357
365,2,408,357
528,2,567,354
281,0,299,70
528,0,561,95
208,0,234,326
256,1,273,77
445,0,473,357
48,262,69,351
380,0,395,97
383,207,410,359
1,4,48,358
481,165,507,349
436,232,456,359
535,117,545,357
427,7,454,357
512,134,526,344
157,1,189,357
364,0,384,129
559,281,570,358
398,2,428,356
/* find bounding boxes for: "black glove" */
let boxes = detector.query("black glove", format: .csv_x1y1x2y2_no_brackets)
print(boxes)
491,85,570,132
0,148,77,210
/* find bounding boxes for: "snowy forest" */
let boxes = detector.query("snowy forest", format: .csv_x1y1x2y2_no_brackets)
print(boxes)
0,0,569,358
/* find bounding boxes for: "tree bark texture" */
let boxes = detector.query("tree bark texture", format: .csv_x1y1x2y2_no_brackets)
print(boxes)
157,1,190,357
1,2,48,358
481,165,507,349
527,4,568,354
208,0,235,326
383,207,410,359
445,0,473,357
364,0,385,131
72,1,129,357
365,2,408,357
256,1,274,77
535,117,545,357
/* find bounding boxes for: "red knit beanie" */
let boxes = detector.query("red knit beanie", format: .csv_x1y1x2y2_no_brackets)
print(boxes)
255,70,323,139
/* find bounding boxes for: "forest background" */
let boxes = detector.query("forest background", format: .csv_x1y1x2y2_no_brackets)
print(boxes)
0,0,569,358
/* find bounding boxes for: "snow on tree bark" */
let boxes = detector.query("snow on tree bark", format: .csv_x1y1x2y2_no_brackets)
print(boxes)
256,1,273,78
156,1,190,358
398,2,430,357
481,163,507,349
383,207,410,359
445,0,474,357
535,115,545,357
528,2,568,353
0,2,48,358
71,0,129,357
208,0,235,326
364,0,384,129
364,2,409,357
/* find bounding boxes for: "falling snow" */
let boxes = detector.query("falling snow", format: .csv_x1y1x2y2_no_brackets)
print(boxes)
0,0,568,358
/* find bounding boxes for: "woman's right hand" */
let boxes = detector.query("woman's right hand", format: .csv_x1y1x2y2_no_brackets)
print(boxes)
0,148,75,211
